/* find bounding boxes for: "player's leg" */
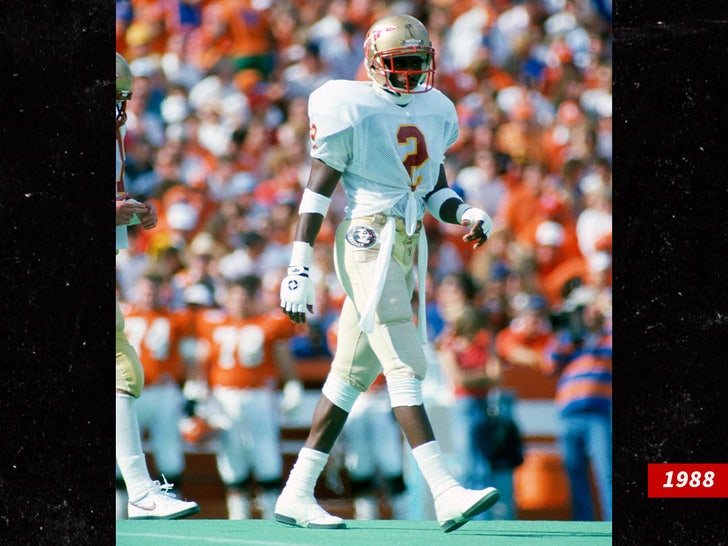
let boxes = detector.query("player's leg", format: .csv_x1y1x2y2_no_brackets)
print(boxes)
359,230,499,532
213,387,254,519
148,383,187,497
248,387,285,519
275,298,375,529
116,302,198,520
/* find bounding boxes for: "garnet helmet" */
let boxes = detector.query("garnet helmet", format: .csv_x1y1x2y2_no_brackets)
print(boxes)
364,14,436,94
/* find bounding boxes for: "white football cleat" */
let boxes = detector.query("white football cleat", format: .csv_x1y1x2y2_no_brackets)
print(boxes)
128,477,200,520
274,491,346,529
434,486,500,533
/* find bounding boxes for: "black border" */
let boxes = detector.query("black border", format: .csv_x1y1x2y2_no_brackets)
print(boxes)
613,2,728,544
0,0,727,543
0,2,115,543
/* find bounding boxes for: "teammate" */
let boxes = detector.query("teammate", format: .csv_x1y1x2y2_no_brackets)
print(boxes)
116,52,199,520
275,14,500,532
119,274,195,500
195,275,303,519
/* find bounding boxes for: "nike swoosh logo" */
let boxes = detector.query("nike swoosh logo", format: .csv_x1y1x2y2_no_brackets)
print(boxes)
131,500,156,511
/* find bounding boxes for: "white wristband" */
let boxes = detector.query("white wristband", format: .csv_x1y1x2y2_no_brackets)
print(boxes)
456,203,472,224
290,241,313,268
298,188,332,216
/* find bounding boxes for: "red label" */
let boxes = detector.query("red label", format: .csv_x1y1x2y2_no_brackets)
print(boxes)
648,464,728,498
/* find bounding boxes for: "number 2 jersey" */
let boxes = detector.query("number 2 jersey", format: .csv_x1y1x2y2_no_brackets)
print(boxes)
308,79,459,221
195,308,296,389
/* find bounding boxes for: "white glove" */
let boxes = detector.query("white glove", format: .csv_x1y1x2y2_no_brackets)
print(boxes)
280,265,315,315
281,379,304,415
460,207,493,239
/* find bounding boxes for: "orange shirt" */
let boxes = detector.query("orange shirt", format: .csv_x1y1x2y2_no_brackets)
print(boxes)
196,308,295,389
537,255,591,307
498,182,540,242
120,304,194,384
220,0,272,57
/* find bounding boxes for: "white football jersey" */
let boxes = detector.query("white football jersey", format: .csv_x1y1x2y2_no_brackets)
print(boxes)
116,122,128,250
308,80,459,220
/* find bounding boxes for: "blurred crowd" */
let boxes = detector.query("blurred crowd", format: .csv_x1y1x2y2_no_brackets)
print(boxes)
116,0,612,521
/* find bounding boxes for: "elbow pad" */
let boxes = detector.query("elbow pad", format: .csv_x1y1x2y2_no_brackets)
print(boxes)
426,187,463,222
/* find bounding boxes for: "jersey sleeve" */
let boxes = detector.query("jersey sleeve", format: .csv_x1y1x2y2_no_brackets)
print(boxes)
308,81,354,172
443,96,459,151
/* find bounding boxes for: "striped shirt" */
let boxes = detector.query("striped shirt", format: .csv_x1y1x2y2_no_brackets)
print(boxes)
543,328,612,415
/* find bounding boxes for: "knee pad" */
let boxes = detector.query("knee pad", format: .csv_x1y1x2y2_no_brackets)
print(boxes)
386,376,423,407
322,373,361,413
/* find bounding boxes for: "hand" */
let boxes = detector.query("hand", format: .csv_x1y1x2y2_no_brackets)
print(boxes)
280,265,315,323
138,201,158,230
281,379,303,416
461,207,493,249
116,196,148,226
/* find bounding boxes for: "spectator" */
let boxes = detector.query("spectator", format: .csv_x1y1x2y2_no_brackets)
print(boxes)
435,273,506,518
541,287,612,521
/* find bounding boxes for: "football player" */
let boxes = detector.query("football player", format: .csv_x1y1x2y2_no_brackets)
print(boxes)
116,52,199,520
119,274,196,499
195,275,303,519
276,14,499,533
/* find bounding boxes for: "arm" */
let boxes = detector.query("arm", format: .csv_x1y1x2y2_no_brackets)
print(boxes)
425,164,493,249
273,339,304,415
280,159,342,324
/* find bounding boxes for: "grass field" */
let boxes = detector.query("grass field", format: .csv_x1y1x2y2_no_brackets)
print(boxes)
116,519,612,546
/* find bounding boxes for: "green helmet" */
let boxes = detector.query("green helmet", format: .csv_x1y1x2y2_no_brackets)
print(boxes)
116,52,133,101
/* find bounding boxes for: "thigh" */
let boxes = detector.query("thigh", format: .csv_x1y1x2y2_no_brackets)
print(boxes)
334,218,427,381
331,297,381,391
116,303,144,398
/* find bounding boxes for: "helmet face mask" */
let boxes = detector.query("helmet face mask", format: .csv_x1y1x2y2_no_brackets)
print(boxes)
116,52,133,128
364,14,436,94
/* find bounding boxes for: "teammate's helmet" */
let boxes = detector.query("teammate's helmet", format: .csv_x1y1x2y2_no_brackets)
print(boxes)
364,14,436,94
116,52,132,128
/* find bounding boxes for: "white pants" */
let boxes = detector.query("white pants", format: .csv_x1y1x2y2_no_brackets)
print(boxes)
332,216,428,391
211,386,282,485
135,381,186,478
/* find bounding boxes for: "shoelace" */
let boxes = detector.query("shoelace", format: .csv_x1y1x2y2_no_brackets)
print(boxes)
155,475,177,498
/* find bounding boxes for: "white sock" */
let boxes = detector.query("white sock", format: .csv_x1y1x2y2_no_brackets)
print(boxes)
411,441,460,500
283,447,329,497
116,394,154,500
